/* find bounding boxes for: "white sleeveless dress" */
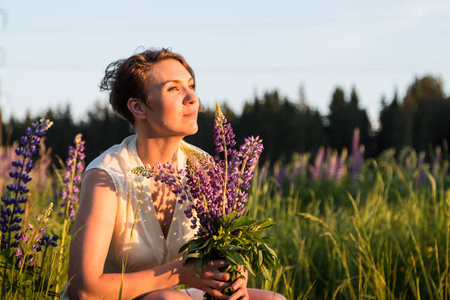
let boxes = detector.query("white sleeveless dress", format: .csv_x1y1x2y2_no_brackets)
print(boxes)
85,135,200,273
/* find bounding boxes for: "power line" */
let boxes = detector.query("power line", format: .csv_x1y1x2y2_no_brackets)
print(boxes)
1,61,449,73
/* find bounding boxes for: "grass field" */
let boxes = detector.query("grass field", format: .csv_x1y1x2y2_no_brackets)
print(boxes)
1,123,449,299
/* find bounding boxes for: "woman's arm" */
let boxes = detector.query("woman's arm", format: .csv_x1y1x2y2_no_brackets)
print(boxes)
68,169,233,300
68,168,165,299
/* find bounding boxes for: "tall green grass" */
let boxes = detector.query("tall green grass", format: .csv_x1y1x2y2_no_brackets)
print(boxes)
1,124,449,299
247,147,450,299
0,128,83,299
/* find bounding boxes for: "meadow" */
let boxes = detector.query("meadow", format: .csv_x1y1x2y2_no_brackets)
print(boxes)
1,120,449,299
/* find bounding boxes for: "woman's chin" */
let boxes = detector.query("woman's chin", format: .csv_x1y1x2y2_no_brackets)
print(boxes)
185,127,199,137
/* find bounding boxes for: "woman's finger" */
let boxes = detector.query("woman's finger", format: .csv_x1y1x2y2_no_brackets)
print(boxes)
203,260,231,281
210,270,231,282
205,278,232,290
228,286,249,300
231,276,245,291
203,287,228,300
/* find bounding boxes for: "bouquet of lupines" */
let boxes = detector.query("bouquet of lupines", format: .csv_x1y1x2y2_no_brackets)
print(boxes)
132,103,278,299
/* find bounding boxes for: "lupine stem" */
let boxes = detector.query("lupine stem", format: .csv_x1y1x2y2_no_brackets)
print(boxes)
38,242,49,288
216,103,228,217
55,137,83,296
222,145,228,217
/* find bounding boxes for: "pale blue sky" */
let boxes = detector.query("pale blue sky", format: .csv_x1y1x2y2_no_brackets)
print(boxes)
0,0,449,125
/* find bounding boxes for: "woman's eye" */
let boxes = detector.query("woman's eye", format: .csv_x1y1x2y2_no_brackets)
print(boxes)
189,84,196,90
168,86,179,92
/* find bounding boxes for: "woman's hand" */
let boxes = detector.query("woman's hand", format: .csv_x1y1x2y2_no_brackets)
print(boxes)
182,259,233,299
228,266,249,300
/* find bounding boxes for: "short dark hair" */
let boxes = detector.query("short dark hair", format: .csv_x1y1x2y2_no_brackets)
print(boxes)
99,48,195,124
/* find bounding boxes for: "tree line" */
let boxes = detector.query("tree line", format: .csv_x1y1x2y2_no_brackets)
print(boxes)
1,75,449,166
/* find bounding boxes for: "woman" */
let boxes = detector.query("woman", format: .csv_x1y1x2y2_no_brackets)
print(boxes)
68,48,285,300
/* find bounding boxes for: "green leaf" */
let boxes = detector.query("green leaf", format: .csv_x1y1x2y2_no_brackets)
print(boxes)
223,245,244,252
230,216,257,229
226,251,246,266
184,251,204,261
185,239,210,254
193,259,203,278
244,260,256,277
255,218,275,230
179,237,209,253
224,211,239,223
258,250,264,266
179,243,190,253
260,243,278,259
263,255,276,270
260,264,273,282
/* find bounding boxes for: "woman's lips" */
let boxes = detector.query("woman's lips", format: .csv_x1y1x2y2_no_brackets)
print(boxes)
183,111,198,118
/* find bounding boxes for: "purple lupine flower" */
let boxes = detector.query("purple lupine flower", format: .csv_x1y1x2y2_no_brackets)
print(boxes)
326,150,338,183
309,147,324,182
13,222,56,265
0,118,53,250
291,153,310,179
69,204,76,219
238,136,264,190
59,133,85,219
17,257,23,268
349,128,364,185
273,164,286,187
15,247,22,258
404,155,413,173
432,146,442,180
12,208,51,264
184,158,220,234
442,161,449,181
38,233,59,248
20,231,28,242
335,149,348,184
213,109,236,154
0,146,17,192
325,147,332,164
27,256,35,266
415,152,427,187
179,104,263,236
132,103,264,238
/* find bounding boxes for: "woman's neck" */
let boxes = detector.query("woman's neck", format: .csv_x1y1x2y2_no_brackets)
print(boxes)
135,135,183,168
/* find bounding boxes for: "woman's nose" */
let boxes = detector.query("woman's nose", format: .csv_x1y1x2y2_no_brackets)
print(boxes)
184,89,198,105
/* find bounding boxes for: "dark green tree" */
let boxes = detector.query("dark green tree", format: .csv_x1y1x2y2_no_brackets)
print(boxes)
327,86,371,152
403,75,448,151
237,90,326,163
79,101,132,164
377,91,407,153
43,105,80,162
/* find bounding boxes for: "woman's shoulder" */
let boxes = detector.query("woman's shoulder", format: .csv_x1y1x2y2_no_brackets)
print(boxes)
84,135,137,196
86,135,136,172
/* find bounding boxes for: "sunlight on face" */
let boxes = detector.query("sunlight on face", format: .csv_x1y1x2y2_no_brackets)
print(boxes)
144,59,199,138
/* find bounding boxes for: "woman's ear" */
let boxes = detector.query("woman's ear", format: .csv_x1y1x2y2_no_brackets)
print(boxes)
127,98,147,120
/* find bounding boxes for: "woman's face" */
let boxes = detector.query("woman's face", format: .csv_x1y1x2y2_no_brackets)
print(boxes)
144,58,199,138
